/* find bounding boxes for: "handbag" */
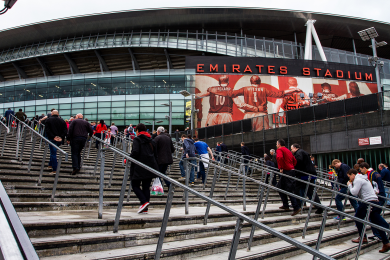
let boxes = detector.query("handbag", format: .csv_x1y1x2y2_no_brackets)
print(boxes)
150,178,164,196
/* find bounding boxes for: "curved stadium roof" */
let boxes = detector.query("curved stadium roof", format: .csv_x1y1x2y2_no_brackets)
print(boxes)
0,7,389,81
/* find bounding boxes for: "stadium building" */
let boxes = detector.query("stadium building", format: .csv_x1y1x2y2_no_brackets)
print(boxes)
1,7,390,167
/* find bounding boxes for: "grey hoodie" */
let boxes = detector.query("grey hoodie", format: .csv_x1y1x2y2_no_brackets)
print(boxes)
348,173,378,202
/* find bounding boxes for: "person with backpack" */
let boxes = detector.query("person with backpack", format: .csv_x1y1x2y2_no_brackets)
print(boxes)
359,162,386,241
130,123,159,214
347,169,390,253
178,134,197,186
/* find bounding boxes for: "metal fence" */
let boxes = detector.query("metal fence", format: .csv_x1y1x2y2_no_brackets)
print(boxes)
182,91,390,169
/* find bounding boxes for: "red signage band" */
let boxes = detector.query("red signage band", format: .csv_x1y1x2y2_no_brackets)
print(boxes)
196,64,374,82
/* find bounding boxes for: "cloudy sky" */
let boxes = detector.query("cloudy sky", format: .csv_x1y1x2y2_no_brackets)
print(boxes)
0,0,389,31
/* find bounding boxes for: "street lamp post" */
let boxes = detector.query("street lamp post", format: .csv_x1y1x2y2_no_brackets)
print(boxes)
357,27,387,93
144,120,163,132
179,90,199,134
161,102,172,135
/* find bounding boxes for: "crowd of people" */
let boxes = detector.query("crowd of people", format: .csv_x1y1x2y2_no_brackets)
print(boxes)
257,139,390,253
3,107,390,253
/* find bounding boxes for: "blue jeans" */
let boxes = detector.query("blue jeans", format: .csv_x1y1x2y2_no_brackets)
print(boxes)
179,159,195,183
386,187,390,206
48,140,62,171
356,200,389,244
335,186,359,217
197,161,206,184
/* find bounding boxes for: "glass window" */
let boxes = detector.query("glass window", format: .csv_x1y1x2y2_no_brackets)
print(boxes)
140,113,154,119
172,100,185,106
72,103,84,109
98,107,110,114
59,104,71,109
98,102,111,108
127,107,139,113
126,113,139,120
172,106,184,112
140,100,154,106
84,108,97,114
97,114,111,121
112,101,125,107
111,107,125,113
60,109,71,116
85,102,97,108
127,88,140,95
112,113,125,120
126,101,139,106
140,107,154,112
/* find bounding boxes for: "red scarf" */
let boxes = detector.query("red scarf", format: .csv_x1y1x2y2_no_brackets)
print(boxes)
138,131,151,138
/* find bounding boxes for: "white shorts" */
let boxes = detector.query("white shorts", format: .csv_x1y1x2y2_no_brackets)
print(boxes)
243,112,269,131
206,113,233,126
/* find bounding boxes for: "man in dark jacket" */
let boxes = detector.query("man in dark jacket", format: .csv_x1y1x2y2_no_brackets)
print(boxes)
67,113,93,175
15,109,27,123
45,110,67,174
241,142,251,173
378,164,390,206
154,126,175,188
332,159,358,220
220,142,228,164
175,129,180,142
179,134,197,186
216,142,222,161
276,139,301,216
291,144,323,214
130,123,158,214
4,108,14,125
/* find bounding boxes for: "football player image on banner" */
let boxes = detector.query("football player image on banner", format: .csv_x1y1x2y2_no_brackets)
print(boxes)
209,75,300,131
195,74,378,131
312,79,377,103
273,77,312,113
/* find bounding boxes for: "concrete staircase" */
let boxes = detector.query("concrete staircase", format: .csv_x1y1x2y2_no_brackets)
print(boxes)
0,129,388,259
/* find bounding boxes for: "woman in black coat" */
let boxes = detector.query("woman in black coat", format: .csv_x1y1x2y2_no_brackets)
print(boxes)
130,123,159,214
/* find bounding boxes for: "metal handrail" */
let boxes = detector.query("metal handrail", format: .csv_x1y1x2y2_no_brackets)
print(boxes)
91,135,333,260
169,143,390,258
0,180,39,260
10,114,69,202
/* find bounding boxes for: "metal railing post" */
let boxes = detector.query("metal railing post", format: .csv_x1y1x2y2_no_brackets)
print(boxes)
185,160,189,214
15,123,20,159
38,144,49,186
109,149,117,188
126,179,132,202
80,138,88,168
27,134,37,173
224,166,232,200
248,182,266,251
204,166,218,225
154,184,175,260
94,143,102,177
242,165,247,211
98,149,105,219
302,186,319,238
18,126,27,161
261,172,275,219
355,205,371,260
113,160,130,233
313,209,328,260
50,155,63,202
228,218,244,260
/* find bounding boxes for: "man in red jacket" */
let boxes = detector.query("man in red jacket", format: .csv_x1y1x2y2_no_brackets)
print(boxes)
276,139,301,216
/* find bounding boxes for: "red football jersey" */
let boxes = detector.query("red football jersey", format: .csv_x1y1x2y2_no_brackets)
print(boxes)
208,86,233,113
231,86,284,113
282,91,307,111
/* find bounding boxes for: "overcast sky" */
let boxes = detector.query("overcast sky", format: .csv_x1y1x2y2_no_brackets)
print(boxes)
0,0,389,31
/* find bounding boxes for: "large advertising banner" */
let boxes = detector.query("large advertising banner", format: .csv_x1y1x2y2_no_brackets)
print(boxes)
195,74,377,130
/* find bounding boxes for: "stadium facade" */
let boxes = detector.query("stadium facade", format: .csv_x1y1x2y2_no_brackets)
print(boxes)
1,7,390,167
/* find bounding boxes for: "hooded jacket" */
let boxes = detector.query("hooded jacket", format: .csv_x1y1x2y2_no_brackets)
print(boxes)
348,173,378,202
182,138,196,159
130,133,158,180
